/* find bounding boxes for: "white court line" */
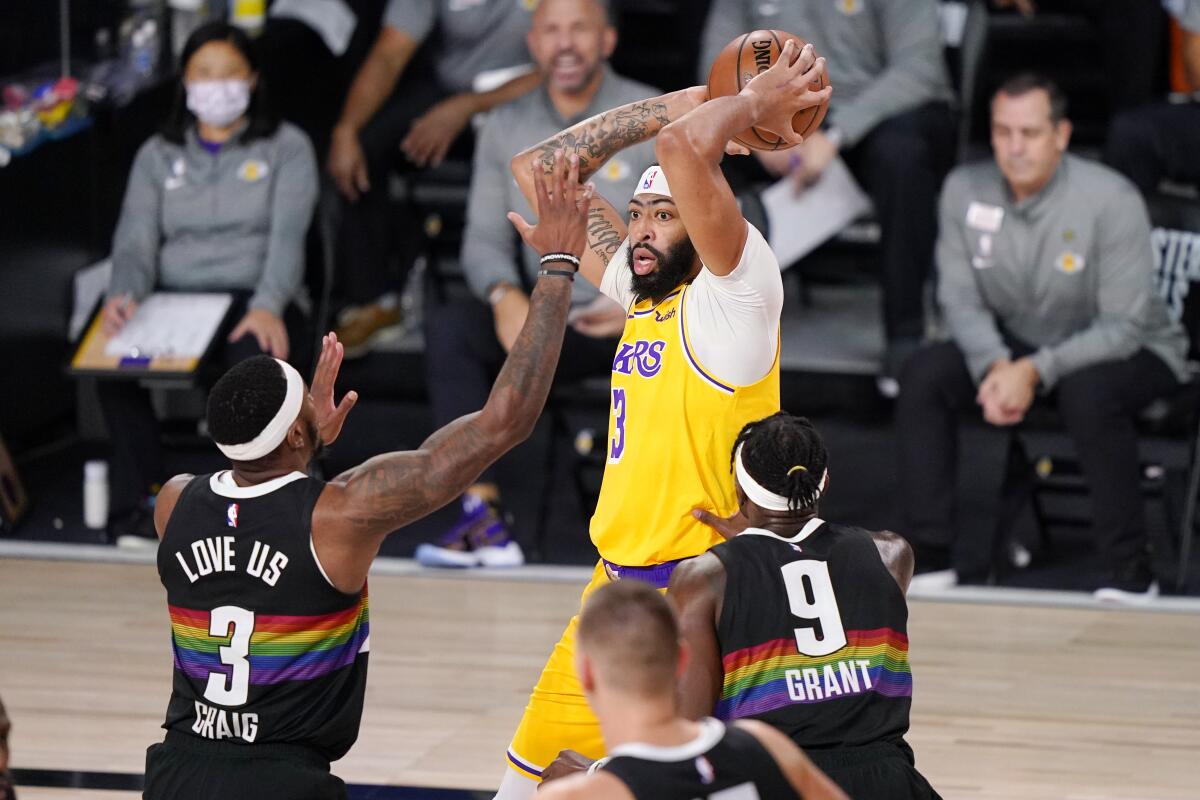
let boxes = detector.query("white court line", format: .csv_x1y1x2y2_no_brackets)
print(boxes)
2,539,1198,614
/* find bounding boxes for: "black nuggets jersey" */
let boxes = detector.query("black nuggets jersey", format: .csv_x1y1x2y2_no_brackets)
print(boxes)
604,718,797,799
710,519,912,751
157,471,369,761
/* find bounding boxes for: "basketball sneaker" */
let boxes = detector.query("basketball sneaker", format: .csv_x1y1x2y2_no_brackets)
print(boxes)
334,302,403,359
1094,563,1159,604
415,494,524,568
108,507,158,550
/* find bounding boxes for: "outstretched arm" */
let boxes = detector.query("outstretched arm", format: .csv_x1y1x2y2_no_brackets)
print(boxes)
312,154,591,593
509,88,706,288
667,553,727,720
656,40,829,275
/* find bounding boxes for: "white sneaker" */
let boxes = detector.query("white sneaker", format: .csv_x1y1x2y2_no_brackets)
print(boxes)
414,542,480,568
477,540,525,568
1094,581,1160,605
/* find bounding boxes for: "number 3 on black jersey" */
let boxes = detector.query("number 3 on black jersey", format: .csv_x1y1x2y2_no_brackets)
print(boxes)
205,605,255,706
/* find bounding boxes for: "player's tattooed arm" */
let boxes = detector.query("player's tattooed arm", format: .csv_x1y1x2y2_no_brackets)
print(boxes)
667,554,727,720
516,87,706,183
313,275,573,591
313,154,585,592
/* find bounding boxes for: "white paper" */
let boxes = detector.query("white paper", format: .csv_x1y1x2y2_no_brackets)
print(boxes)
104,293,233,360
761,156,873,269
270,0,357,56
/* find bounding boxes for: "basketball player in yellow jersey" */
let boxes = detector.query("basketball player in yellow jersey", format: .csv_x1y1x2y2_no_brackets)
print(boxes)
491,40,831,798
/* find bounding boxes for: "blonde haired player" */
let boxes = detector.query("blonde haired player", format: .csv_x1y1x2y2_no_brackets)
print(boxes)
495,39,830,798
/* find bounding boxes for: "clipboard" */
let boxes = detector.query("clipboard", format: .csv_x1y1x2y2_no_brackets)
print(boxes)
70,292,235,379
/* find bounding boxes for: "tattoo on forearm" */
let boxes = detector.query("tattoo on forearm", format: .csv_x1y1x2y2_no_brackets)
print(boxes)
347,278,574,535
536,101,671,180
587,206,623,266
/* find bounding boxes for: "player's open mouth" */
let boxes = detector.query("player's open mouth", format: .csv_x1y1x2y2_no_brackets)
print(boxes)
633,248,657,275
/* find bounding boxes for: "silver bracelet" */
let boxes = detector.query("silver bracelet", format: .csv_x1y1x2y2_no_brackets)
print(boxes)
540,252,581,270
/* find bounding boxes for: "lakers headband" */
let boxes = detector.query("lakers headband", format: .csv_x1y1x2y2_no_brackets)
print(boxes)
635,165,672,198
734,444,829,511
215,358,304,461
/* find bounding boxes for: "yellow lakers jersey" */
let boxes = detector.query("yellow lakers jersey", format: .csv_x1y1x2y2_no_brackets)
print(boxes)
589,284,780,566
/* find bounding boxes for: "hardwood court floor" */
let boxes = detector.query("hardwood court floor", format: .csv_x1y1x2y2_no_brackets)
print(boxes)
2,557,1199,799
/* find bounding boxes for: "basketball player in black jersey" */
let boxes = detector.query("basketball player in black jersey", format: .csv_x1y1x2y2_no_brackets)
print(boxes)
671,412,939,800
537,580,847,800
142,152,592,800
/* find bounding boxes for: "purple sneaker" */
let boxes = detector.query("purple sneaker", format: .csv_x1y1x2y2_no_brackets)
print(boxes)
415,494,524,568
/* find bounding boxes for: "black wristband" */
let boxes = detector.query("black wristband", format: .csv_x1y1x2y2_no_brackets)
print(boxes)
538,268,576,281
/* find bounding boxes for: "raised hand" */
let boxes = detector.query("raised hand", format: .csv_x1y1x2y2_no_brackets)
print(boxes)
740,39,831,147
506,149,593,260
311,332,359,446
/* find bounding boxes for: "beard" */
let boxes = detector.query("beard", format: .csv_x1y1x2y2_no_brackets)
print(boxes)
628,236,697,304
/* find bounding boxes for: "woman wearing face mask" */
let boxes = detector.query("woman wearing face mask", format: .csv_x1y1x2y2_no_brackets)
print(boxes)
99,21,318,546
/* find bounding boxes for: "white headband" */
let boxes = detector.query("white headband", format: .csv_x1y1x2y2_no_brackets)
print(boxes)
734,444,828,512
215,358,305,461
635,165,672,198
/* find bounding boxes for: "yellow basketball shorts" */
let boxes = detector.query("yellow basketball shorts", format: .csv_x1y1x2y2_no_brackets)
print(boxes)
504,560,671,779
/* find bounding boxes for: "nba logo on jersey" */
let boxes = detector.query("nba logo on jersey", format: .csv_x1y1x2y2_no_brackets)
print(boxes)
226,503,239,528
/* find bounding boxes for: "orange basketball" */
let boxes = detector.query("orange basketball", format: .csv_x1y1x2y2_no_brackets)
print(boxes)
706,29,830,151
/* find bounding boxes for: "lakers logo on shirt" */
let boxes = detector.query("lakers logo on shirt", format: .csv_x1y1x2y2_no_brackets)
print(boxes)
604,159,630,183
1056,250,1085,275
612,339,666,377
238,159,269,182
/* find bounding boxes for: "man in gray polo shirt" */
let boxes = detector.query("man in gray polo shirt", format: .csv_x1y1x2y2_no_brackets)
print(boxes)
700,0,956,389
415,0,658,568
327,0,542,356
896,74,1189,602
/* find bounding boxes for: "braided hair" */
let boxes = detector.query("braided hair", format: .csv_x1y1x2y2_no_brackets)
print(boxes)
729,411,828,512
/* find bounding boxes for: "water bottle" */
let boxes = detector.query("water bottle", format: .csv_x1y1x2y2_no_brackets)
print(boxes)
83,460,109,530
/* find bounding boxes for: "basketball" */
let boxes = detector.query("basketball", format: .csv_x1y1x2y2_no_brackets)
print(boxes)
706,29,830,151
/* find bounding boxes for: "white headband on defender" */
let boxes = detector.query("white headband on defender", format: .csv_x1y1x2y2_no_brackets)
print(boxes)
216,358,305,461
735,444,828,511
635,165,672,198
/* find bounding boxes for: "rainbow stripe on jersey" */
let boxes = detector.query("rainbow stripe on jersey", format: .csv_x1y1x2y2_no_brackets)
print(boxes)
716,627,910,721
169,593,369,686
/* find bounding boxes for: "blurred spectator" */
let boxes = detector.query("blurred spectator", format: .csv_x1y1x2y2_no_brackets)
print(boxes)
0,694,13,800
700,0,957,393
1105,0,1200,194
991,0,1167,113
327,0,543,357
415,0,657,568
100,22,318,547
895,74,1189,601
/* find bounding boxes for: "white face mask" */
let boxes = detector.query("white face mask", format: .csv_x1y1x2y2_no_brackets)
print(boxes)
186,79,251,128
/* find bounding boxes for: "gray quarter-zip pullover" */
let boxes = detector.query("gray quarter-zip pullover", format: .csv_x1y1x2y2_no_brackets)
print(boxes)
108,122,318,317
936,153,1190,389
